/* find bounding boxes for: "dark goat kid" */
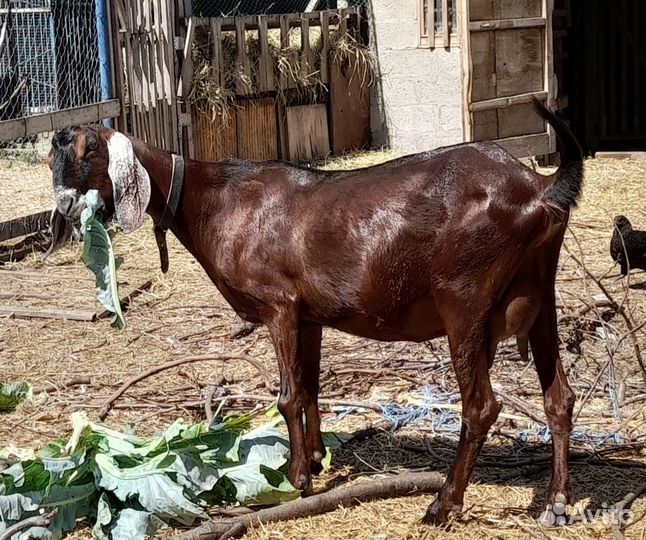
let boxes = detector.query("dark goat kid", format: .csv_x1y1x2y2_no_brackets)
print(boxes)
48,100,583,525
610,215,646,275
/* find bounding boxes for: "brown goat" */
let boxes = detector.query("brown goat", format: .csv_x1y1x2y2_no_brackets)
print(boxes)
48,101,583,525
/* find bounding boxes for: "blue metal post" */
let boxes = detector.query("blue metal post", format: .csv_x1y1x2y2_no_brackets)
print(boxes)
95,0,112,127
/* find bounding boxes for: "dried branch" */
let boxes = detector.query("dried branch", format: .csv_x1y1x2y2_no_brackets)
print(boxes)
98,354,275,420
171,472,443,540
0,510,56,540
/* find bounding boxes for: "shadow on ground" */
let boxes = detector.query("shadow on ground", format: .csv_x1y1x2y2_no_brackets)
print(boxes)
320,429,645,519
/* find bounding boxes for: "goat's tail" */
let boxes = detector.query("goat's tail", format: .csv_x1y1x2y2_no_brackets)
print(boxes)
532,97,584,213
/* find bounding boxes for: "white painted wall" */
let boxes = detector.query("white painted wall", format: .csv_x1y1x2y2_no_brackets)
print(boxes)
368,0,464,153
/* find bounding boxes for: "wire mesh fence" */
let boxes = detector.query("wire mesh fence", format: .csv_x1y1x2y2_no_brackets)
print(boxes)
0,0,102,163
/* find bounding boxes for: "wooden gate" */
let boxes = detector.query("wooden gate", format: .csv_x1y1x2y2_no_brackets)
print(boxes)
109,0,182,152
460,0,555,157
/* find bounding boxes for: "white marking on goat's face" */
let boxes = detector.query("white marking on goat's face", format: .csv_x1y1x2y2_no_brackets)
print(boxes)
106,132,151,233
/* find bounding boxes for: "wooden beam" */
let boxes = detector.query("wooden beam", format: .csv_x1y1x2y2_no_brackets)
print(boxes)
0,211,51,243
235,17,250,95
192,9,355,31
320,11,329,84
469,17,546,31
543,0,556,153
0,100,121,142
442,0,449,47
494,132,550,158
470,91,548,112
427,0,435,47
177,15,196,98
458,0,472,141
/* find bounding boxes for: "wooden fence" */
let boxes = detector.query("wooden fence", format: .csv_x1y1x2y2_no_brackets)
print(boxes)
109,0,183,152
182,8,371,163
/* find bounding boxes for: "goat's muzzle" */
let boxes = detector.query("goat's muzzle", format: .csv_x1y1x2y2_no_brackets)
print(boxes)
54,188,84,222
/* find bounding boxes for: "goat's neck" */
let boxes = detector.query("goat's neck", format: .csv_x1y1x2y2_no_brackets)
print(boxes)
130,137,222,258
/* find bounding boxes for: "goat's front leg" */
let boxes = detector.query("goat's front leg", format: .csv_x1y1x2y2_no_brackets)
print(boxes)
423,323,501,525
300,324,325,475
267,305,311,492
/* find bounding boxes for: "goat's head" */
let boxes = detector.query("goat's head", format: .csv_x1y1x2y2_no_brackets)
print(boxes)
48,126,150,234
613,215,632,232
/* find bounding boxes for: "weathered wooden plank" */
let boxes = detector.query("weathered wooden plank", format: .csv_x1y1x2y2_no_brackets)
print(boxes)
0,101,121,141
472,110,499,140
163,0,180,152
494,27,543,98
192,107,237,161
329,53,370,154
320,12,329,83
469,17,545,31
0,211,51,243
494,132,549,157
469,32,495,102
279,15,293,89
339,8,347,35
258,15,274,92
236,98,278,160
177,16,195,98
301,17,311,79
497,102,545,138
276,101,288,160
193,8,358,30
470,90,547,111
459,0,473,140
210,18,222,86
235,17,250,95
154,0,170,148
543,0,555,152
469,0,494,21
109,0,128,131
286,104,330,162
493,0,541,19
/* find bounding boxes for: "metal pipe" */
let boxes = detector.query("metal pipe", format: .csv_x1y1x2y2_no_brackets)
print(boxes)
95,0,112,127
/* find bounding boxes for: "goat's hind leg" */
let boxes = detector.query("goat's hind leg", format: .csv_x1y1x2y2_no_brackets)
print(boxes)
423,320,502,525
530,295,575,525
300,324,326,475
267,305,311,491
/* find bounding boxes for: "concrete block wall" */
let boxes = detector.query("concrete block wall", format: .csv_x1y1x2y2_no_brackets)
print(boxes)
368,0,464,153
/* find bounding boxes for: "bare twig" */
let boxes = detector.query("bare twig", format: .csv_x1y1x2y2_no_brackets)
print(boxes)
611,483,646,540
171,472,443,540
37,376,91,394
98,354,275,420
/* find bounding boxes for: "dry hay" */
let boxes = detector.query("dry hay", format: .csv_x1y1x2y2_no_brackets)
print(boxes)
0,153,644,539
187,19,375,122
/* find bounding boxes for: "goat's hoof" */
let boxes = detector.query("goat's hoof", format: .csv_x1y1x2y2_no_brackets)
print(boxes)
309,459,324,476
421,498,460,526
291,472,312,494
539,493,568,526
308,450,325,476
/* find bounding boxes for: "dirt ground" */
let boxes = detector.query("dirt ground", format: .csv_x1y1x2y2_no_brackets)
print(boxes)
0,151,645,540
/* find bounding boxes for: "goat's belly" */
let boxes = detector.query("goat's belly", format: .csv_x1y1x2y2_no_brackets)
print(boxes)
321,299,445,342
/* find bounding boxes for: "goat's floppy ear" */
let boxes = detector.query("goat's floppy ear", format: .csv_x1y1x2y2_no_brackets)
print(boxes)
73,131,87,160
106,132,151,233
